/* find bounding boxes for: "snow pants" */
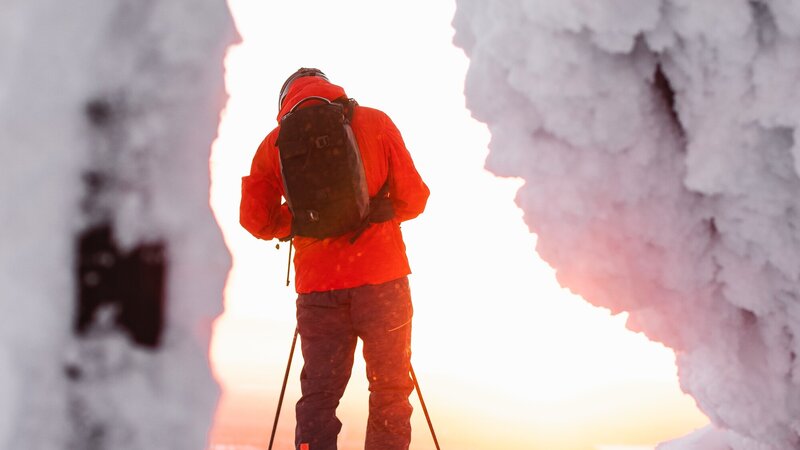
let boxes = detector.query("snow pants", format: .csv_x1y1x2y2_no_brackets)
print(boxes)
295,277,414,450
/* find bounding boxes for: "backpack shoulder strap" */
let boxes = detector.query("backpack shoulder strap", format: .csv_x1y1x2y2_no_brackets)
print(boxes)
348,178,391,244
334,97,358,123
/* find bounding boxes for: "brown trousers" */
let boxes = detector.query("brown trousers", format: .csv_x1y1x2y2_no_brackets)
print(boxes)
295,277,414,450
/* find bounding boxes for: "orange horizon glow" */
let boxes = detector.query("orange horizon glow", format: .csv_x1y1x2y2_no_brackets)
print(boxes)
207,1,709,449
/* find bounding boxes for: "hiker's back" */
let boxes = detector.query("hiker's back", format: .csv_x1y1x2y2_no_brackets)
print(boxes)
289,104,406,293
240,73,429,294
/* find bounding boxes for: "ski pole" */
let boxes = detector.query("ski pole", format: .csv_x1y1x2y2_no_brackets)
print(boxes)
285,238,293,287
410,363,441,450
268,327,299,450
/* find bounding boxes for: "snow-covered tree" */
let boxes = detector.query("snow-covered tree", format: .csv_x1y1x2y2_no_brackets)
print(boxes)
1,2,235,448
454,1,800,448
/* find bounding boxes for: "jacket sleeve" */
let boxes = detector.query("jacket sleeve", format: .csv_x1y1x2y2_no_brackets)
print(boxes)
240,131,293,240
381,114,430,222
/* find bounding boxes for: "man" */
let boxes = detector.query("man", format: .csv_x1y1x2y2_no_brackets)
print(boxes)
240,68,429,450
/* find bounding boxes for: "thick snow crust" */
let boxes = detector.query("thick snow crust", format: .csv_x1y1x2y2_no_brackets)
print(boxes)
453,1,800,449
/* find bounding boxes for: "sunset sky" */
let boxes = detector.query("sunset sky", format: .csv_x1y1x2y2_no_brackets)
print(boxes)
208,1,709,449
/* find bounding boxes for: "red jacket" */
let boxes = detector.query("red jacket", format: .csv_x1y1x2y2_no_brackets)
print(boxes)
240,77,429,293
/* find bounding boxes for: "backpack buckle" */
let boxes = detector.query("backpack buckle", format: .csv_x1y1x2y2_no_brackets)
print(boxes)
314,135,329,148
307,210,320,222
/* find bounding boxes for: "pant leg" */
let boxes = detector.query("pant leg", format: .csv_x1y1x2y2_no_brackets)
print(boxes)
295,290,357,450
351,277,414,450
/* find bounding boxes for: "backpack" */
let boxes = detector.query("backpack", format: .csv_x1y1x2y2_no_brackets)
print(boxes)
276,96,370,239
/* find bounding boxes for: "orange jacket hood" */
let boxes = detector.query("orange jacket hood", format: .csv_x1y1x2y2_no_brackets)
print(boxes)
277,76,347,121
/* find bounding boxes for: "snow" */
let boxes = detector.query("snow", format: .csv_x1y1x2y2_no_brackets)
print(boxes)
1,1,234,448
454,1,800,449
658,426,731,450
4,0,800,447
